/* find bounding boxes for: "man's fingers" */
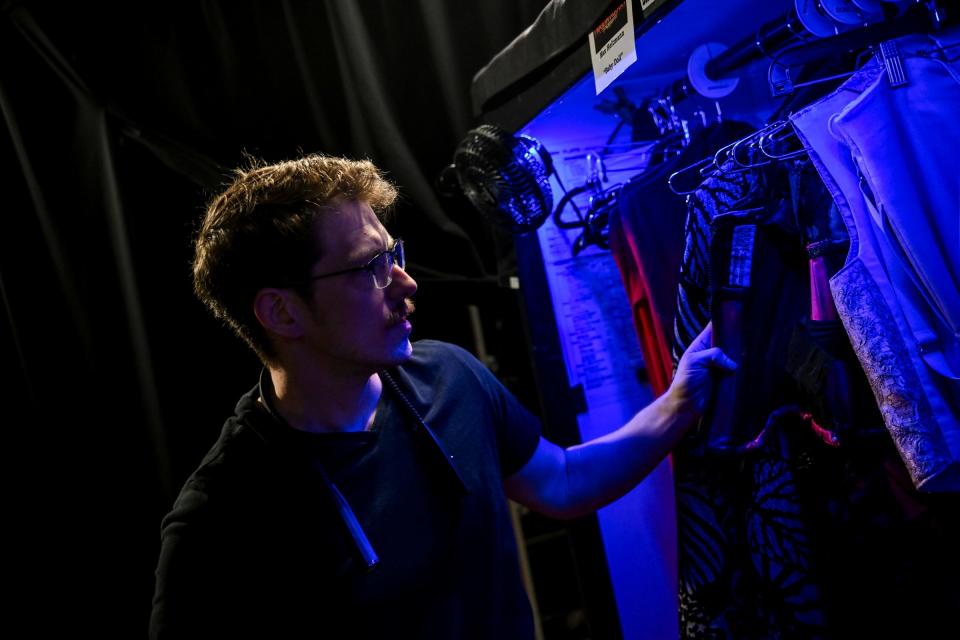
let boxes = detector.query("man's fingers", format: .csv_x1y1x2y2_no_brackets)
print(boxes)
681,324,736,373
689,322,714,353
697,346,737,372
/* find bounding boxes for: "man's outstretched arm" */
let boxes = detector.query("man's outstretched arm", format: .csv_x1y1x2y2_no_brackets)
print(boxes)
503,323,735,519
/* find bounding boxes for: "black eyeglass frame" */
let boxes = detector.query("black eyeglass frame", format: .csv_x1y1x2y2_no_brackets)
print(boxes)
308,238,405,289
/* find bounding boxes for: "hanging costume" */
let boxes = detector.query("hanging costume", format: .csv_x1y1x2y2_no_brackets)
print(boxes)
791,29,960,492
610,121,754,395
659,131,959,637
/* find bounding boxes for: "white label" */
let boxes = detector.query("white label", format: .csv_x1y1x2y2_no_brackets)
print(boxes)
729,225,756,287
588,1,637,95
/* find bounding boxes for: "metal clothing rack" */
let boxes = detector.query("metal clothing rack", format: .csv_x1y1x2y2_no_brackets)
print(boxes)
683,0,952,100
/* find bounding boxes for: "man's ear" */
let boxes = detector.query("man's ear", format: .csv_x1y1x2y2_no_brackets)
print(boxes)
253,288,306,340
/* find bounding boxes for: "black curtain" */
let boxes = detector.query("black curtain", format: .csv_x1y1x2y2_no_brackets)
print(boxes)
1,1,545,635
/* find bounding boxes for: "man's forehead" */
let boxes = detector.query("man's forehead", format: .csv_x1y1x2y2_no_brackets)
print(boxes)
314,200,389,260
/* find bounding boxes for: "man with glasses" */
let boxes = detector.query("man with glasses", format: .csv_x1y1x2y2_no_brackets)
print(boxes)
150,154,734,638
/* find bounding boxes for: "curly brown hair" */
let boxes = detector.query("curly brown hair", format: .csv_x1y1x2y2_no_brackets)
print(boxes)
193,154,398,362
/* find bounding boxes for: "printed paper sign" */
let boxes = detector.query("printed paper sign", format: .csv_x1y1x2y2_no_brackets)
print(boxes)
588,1,637,95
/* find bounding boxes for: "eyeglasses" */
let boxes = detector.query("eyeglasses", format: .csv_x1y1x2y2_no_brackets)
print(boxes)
308,239,405,289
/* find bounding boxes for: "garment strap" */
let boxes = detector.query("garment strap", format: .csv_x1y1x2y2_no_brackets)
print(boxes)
380,369,470,497
256,368,379,571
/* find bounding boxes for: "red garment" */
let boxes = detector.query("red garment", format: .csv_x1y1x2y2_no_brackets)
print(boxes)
609,222,674,396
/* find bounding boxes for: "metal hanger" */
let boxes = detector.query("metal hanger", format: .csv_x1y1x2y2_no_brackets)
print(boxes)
758,120,808,160
667,155,720,196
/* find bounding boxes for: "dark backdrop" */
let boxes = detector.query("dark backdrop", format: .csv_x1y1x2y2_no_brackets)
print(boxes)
1,1,547,635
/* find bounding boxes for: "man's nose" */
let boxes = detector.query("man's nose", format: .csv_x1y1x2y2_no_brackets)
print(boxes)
389,263,417,296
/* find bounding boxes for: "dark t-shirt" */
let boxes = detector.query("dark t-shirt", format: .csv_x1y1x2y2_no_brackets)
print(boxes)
150,340,542,639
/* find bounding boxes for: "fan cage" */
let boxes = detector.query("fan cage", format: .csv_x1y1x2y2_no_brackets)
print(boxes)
453,125,554,233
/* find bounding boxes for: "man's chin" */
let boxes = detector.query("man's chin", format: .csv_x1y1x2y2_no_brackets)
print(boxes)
380,339,414,367
395,338,414,362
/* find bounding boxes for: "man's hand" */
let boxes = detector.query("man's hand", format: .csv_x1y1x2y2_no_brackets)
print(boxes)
505,322,737,519
669,322,737,416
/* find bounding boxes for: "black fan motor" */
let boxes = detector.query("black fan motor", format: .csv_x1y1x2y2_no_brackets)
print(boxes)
446,125,554,234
